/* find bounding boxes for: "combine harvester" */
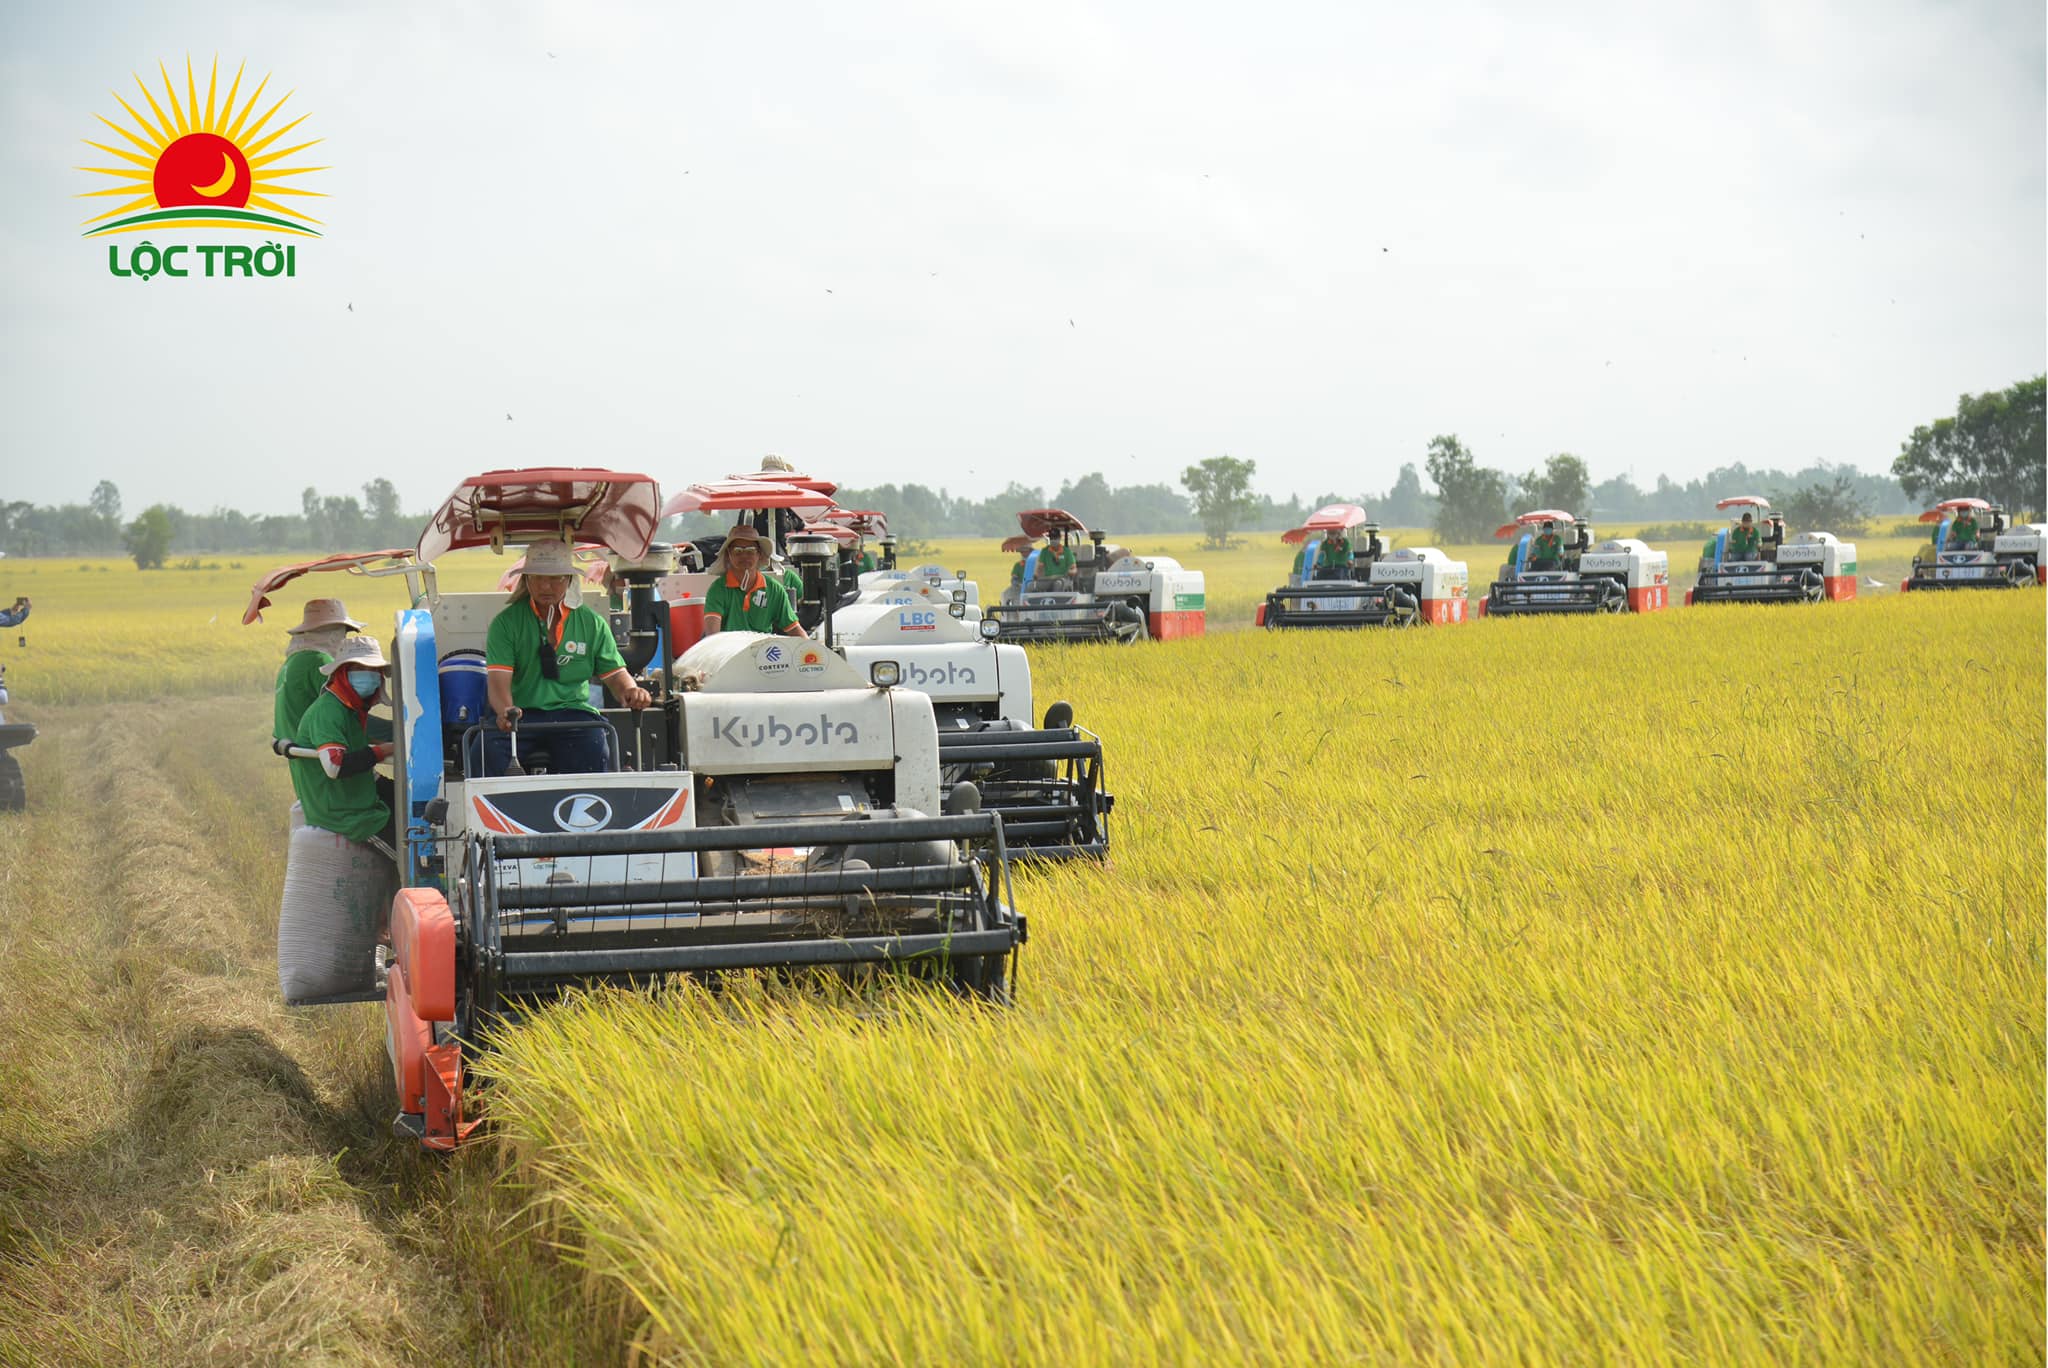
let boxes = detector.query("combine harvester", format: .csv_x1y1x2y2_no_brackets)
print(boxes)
259,469,1024,1150
1902,499,2046,591
672,485,1105,856
830,582,1111,859
1686,496,1857,606
988,509,1205,642
1255,506,1471,627
1478,510,1668,617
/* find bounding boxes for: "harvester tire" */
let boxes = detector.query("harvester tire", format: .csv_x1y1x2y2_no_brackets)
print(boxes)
0,752,20,811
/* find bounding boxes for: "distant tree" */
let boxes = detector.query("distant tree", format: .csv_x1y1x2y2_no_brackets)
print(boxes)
1424,435,1510,542
1519,453,1592,515
1182,455,1258,548
1892,376,2046,516
362,478,406,545
88,480,122,530
1379,463,1435,527
123,505,173,569
1774,472,1870,535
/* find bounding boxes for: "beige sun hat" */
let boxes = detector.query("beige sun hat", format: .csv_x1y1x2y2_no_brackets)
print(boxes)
517,539,579,577
709,524,770,579
287,597,365,634
318,636,391,675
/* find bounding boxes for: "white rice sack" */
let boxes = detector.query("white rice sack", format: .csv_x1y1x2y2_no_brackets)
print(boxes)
287,800,305,834
278,824,391,1004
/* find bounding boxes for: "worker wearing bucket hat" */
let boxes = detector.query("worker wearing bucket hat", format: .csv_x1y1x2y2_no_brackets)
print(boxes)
706,525,804,636
289,636,399,848
481,539,651,777
273,597,365,746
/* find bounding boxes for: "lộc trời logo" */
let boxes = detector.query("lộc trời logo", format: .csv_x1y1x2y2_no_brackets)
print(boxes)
79,56,325,281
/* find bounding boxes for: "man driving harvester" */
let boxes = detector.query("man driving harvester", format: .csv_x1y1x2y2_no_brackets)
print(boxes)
1528,521,1565,571
1034,528,1079,583
483,538,651,776
1728,511,1762,559
704,524,807,637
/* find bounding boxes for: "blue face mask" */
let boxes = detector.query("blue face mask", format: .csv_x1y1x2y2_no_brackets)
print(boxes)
346,668,384,701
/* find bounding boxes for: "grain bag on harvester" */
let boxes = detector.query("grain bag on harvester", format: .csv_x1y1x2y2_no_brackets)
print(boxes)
345,469,1023,1149
1902,499,2046,591
1253,505,1458,627
988,509,1205,643
1686,496,1857,606
1478,510,1668,617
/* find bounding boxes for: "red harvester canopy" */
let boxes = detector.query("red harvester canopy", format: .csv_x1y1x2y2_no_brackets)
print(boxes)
1017,508,1091,537
1714,495,1773,512
1281,503,1371,545
242,549,415,625
728,469,840,496
1493,509,1578,539
1918,497,1993,523
820,508,888,537
417,469,660,564
1000,535,1038,554
798,521,862,548
660,479,837,520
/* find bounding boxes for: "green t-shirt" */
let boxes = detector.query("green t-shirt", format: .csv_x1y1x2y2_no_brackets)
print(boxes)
858,551,878,574
1037,544,1078,579
1728,526,1761,558
290,687,389,842
1531,532,1563,561
1317,537,1350,572
706,572,797,634
485,599,627,714
274,650,330,741
1951,516,1978,547
1010,559,1027,585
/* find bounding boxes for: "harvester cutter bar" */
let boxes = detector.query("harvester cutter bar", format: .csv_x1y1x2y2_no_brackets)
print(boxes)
1691,573,1819,603
1485,582,1618,614
497,863,979,907
490,813,998,858
498,930,1020,979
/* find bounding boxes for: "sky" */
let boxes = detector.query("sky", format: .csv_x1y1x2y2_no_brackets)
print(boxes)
1,0,2041,517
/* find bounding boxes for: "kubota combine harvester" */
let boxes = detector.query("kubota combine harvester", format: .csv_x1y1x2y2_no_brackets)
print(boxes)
831,591,1111,859
256,468,1025,1150
1902,499,2046,590
1255,505,1471,627
989,509,1205,642
1686,496,1857,606
1479,510,1668,616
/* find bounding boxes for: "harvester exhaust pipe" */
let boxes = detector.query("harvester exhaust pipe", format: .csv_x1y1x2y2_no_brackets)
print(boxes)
789,533,839,648
878,535,897,571
1091,529,1108,571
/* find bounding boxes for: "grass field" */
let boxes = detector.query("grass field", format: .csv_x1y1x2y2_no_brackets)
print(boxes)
0,559,2039,1363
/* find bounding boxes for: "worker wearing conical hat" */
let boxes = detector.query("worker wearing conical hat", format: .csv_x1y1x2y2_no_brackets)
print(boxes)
273,597,365,745
290,636,398,847
483,539,650,776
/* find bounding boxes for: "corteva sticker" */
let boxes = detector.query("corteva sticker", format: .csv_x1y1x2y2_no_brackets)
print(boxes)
80,56,325,280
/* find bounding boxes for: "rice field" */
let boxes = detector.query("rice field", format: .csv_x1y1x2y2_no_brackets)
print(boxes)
0,547,2037,1364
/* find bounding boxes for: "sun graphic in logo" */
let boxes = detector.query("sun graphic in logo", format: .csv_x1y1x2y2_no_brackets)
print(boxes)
78,56,326,237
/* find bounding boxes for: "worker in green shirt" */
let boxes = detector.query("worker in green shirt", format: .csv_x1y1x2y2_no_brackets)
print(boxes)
1727,511,1762,559
482,539,651,777
1949,508,1979,550
1529,521,1564,570
290,636,399,848
272,597,361,745
704,525,805,637
1009,541,1036,588
1034,530,1079,583
1297,533,1352,578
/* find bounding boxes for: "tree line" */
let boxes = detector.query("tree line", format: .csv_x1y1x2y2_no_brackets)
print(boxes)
4,377,2037,564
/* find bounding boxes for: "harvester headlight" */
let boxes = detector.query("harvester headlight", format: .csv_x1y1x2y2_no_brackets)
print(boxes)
951,587,967,602
869,660,902,688
949,602,967,618
978,618,1001,641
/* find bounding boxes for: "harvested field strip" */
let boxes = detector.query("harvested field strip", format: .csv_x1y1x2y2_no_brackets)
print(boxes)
0,702,619,1368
